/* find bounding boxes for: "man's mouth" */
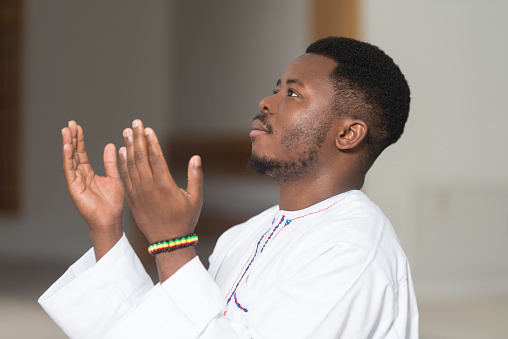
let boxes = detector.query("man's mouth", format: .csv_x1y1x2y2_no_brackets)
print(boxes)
250,119,270,138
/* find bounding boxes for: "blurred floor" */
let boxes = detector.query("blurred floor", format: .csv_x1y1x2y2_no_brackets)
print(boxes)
1,236,508,338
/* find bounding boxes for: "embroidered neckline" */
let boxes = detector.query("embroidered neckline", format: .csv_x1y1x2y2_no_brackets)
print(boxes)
225,215,291,313
223,193,350,315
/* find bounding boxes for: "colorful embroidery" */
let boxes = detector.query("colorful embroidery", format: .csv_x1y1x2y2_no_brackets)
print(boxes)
223,195,348,316
225,216,291,314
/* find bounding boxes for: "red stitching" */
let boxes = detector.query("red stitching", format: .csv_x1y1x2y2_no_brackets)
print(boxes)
223,196,348,315
224,228,270,301
292,199,342,221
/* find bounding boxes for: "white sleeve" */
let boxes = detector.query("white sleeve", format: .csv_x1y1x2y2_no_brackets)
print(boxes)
106,244,417,338
40,236,417,339
105,257,244,338
38,234,154,339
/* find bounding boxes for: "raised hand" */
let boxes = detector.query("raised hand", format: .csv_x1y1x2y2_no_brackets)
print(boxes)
62,121,124,259
120,119,203,281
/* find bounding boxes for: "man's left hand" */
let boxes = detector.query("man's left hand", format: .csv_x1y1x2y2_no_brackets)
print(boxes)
119,119,203,245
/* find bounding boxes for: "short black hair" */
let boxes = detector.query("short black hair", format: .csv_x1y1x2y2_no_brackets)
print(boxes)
306,37,410,162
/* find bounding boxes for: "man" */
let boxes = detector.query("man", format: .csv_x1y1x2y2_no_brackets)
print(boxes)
40,37,418,338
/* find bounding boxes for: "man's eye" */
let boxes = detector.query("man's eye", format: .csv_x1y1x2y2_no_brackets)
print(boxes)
288,89,298,97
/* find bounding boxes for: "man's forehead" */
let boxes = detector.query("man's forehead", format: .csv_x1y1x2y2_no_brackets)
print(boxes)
277,53,337,86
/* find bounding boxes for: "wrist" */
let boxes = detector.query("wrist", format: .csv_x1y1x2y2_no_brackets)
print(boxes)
155,246,197,283
89,216,122,236
89,218,123,260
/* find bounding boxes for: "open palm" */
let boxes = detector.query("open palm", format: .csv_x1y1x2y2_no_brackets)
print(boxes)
63,121,125,230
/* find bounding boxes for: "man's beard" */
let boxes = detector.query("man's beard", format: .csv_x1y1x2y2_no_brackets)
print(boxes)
248,150,319,184
247,114,331,184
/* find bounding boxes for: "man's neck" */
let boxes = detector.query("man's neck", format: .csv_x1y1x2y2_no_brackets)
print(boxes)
277,175,363,211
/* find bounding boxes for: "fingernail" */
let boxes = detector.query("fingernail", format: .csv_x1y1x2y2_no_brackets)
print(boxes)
123,129,132,140
194,156,201,167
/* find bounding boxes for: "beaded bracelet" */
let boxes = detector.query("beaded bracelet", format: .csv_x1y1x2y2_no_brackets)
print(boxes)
147,233,198,256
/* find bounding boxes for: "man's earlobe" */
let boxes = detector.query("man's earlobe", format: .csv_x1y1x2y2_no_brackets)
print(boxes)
335,120,367,150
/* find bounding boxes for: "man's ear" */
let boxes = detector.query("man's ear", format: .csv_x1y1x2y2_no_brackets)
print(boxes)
335,118,367,150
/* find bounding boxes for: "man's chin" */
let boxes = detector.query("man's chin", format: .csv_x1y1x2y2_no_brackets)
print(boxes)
247,150,318,184
247,155,271,176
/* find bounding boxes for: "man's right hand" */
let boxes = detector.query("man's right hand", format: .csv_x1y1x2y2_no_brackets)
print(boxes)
62,121,125,259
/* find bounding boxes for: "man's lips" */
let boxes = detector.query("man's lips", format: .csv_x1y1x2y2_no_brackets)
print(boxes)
250,119,269,138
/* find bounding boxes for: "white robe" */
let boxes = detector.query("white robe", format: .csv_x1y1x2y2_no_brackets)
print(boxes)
39,190,418,338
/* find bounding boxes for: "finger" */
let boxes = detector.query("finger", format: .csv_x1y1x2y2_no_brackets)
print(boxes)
68,121,78,168
119,147,132,192
186,155,204,206
76,124,91,166
132,119,153,181
144,127,172,183
62,127,76,184
103,143,121,179
123,128,140,185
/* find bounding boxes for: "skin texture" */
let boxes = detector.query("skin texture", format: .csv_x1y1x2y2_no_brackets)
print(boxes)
119,121,203,281
62,121,124,260
61,53,370,282
251,53,368,211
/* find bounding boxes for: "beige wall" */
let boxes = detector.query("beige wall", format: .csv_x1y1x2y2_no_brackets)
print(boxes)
362,0,508,298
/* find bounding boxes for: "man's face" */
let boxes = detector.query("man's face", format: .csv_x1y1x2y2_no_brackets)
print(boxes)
248,53,338,183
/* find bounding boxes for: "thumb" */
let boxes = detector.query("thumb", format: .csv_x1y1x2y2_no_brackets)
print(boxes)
187,155,203,205
104,143,121,179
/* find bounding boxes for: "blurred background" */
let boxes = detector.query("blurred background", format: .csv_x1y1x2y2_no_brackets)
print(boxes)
1,0,507,338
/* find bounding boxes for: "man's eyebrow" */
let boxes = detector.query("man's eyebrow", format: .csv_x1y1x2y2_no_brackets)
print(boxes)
286,78,306,88
275,78,306,88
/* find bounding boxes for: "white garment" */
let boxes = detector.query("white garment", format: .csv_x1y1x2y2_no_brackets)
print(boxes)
39,190,418,338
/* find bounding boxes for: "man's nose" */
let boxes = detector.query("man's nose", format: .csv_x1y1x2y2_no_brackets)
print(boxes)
259,93,279,115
